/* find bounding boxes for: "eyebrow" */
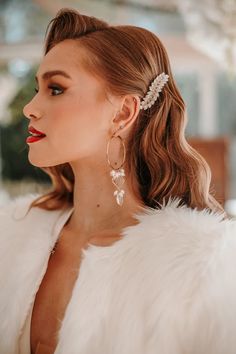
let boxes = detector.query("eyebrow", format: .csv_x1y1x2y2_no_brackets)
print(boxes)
35,70,72,82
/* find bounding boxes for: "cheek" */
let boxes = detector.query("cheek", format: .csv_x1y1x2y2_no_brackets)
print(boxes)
46,105,94,154
54,95,103,135
43,94,108,155
54,105,93,139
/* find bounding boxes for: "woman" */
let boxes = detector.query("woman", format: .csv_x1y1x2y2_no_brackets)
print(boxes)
0,8,236,354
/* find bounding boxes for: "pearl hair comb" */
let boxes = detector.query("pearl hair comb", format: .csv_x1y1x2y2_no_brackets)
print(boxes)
140,72,169,110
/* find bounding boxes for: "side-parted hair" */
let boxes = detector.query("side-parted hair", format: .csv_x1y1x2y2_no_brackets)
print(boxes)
28,8,225,215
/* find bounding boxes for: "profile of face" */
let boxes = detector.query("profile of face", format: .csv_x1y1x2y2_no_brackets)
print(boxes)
23,39,120,168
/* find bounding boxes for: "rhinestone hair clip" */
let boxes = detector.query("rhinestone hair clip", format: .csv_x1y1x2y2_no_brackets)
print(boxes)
140,72,169,110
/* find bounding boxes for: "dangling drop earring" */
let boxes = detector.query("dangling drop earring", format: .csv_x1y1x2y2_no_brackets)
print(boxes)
106,124,126,206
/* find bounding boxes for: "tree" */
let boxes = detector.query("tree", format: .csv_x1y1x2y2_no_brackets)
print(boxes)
0,69,50,184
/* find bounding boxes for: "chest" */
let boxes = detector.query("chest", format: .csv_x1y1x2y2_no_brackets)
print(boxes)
30,236,84,354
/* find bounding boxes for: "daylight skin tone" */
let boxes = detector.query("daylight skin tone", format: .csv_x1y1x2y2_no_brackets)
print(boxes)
23,39,145,247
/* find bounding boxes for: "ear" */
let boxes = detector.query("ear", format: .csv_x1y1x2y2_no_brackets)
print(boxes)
112,95,141,137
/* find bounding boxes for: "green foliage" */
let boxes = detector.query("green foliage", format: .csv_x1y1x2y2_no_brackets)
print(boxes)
8,70,35,125
0,69,50,183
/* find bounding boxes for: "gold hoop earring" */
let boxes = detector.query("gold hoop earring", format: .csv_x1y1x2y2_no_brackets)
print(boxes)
106,131,126,206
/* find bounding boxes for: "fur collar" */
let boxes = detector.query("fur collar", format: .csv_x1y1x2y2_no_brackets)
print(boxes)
0,193,236,354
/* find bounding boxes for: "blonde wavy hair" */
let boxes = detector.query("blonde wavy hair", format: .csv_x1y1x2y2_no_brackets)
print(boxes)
28,8,225,215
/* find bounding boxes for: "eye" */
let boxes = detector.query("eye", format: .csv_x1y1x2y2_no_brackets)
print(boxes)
48,85,64,96
33,84,64,96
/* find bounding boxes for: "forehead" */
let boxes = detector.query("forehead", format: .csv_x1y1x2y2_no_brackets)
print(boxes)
37,39,88,76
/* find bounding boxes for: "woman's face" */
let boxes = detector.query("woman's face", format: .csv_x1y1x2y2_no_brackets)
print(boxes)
23,39,117,167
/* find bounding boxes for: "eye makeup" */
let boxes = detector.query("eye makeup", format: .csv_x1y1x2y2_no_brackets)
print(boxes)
34,83,65,96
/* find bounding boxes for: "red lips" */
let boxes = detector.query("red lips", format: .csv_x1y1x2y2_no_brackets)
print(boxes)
28,126,46,136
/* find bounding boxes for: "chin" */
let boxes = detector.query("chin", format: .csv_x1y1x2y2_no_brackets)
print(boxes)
29,156,68,169
28,154,53,168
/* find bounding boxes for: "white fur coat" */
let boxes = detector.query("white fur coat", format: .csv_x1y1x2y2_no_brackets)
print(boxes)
0,193,236,354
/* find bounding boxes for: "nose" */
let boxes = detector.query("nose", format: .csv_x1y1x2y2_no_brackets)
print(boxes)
23,98,42,121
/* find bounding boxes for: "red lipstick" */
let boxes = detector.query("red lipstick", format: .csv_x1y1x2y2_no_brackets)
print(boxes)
26,126,46,144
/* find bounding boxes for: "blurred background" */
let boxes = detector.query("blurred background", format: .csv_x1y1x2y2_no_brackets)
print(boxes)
0,0,235,215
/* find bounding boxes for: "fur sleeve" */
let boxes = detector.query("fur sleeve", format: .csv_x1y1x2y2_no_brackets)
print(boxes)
0,192,41,215
185,219,236,354
136,202,236,354
148,218,236,354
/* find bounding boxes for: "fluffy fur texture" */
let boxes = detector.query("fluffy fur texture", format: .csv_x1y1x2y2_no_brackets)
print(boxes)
0,193,236,354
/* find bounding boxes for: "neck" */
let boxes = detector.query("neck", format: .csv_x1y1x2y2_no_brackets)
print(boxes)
64,160,145,243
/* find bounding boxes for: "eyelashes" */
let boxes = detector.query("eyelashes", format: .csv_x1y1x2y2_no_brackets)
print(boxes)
49,85,64,96
34,84,64,96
